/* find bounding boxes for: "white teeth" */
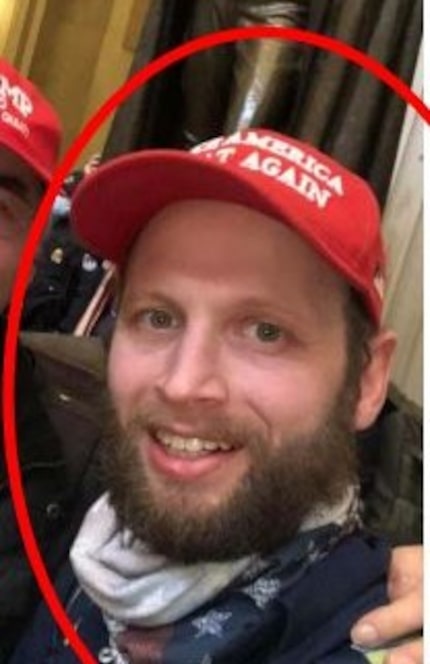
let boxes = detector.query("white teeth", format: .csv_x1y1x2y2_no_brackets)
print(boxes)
203,440,219,452
157,431,233,454
185,438,202,452
219,442,232,451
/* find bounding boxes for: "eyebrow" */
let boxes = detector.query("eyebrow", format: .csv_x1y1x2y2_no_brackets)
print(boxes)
121,289,178,311
229,295,332,334
233,295,306,319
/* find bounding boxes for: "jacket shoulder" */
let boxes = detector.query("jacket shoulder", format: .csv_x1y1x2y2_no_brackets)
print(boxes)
359,382,422,544
20,331,105,380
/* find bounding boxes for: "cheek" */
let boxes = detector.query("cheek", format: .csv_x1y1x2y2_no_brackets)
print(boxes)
107,332,160,421
234,354,345,438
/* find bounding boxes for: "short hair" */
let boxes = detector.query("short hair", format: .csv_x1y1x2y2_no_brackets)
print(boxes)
343,288,376,406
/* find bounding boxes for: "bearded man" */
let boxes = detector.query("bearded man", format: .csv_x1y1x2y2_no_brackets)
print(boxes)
10,128,422,664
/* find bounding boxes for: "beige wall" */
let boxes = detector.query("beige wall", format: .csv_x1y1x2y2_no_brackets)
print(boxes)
2,0,48,71
0,0,24,58
29,0,116,158
382,46,423,407
0,0,151,166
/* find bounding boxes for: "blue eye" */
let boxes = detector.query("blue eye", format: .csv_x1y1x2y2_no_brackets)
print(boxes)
254,321,283,342
143,309,175,329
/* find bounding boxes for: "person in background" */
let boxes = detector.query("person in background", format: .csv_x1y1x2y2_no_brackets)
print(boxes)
11,128,422,663
0,58,104,662
21,153,107,334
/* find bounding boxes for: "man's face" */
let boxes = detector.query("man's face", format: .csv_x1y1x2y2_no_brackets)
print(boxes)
0,146,43,312
106,199,359,562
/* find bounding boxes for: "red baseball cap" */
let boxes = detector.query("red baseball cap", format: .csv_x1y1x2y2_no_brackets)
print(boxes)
72,128,385,324
0,58,62,182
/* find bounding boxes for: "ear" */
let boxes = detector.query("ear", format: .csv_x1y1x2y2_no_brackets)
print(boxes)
353,328,397,431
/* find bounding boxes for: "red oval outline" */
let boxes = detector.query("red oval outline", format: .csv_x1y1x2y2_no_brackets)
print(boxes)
3,26,428,664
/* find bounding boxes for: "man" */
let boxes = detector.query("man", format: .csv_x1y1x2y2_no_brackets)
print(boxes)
0,58,59,309
11,128,422,663
0,59,104,661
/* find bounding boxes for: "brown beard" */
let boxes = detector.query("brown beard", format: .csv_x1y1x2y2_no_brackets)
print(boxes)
101,384,358,564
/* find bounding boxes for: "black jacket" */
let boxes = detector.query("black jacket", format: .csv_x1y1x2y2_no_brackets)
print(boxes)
358,384,422,545
21,213,105,334
0,321,104,662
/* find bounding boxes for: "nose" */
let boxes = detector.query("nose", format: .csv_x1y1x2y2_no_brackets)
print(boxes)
156,327,228,406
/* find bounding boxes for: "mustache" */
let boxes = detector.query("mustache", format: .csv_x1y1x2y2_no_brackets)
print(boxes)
121,406,266,451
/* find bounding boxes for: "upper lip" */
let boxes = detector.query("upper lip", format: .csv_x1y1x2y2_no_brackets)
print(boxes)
151,426,241,449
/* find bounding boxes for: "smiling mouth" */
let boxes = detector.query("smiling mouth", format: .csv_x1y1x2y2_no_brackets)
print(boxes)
154,429,238,457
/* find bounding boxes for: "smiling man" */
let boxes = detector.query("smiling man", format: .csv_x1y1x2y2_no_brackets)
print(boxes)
105,198,383,564
11,128,422,664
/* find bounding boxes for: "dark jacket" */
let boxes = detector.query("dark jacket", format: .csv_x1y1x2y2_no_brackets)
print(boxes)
10,531,390,664
358,384,422,545
0,321,104,662
21,212,105,334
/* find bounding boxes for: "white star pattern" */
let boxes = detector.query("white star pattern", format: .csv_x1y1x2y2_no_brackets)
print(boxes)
192,610,232,639
240,558,270,582
200,655,213,664
97,645,129,664
242,577,281,609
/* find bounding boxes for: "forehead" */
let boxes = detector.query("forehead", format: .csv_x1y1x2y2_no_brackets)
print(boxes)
123,199,347,320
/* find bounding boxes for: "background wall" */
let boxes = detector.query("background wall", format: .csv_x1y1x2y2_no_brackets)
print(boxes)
382,45,423,407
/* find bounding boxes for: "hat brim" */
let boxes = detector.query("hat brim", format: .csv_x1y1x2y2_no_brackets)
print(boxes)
71,149,295,266
71,148,380,323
